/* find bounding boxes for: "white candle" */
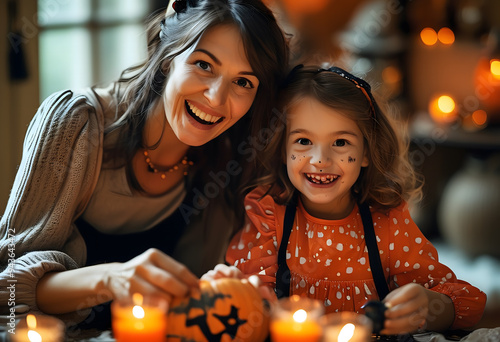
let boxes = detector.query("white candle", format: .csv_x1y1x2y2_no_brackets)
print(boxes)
321,312,372,342
12,314,64,342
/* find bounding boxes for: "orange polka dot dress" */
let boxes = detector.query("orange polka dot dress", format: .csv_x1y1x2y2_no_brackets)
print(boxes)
226,186,486,330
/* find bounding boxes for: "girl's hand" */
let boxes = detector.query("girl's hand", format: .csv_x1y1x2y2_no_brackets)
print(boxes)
201,264,277,303
106,248,199,303
381,283,428,335
201,264,245,281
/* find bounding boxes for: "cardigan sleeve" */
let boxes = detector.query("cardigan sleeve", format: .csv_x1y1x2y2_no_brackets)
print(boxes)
0,89,104,323
226,186,281,288
385,204,486,330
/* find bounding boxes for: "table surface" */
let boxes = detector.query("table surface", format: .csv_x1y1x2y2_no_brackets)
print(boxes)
2,327,499,341
58,328,500,342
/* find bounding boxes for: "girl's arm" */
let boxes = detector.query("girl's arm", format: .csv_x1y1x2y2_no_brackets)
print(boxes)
381,283,455,335
225,186,282,288
385,204,486,331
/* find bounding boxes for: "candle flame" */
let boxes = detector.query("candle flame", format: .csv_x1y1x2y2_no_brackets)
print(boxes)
338,323,355,342
292,309,307,323
27,314,37,329
132,293,143,306
28,330,42,342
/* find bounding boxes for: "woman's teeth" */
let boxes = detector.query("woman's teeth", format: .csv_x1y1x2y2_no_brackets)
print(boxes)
187,101,222,124
305,173,338,184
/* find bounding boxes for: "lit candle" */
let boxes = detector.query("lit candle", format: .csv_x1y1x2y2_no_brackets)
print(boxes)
428,94,458,124
12,314,65,342
111,293,168,342
270,296,323,342
321,312,372,342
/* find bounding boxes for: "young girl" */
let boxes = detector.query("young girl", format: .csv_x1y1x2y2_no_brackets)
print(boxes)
225,65,486,335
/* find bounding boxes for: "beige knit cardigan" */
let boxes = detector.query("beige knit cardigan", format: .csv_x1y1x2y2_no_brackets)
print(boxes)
0,89,105,323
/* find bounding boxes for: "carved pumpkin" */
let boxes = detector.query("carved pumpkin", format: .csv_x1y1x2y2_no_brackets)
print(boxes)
166,278,270,342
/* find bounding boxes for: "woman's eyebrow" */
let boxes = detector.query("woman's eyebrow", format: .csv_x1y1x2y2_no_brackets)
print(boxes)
193,48,257,77
194,48,221,65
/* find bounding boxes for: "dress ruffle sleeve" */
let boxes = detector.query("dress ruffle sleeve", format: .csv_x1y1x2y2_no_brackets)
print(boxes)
226,186,284,288
0,90,103,323
385,204,486,329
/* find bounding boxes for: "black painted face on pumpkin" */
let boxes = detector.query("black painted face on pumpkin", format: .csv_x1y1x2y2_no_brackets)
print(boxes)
168,291,248,341
167,278,271,342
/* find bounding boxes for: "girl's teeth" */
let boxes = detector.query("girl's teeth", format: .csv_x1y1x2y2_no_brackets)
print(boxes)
306,173,337,184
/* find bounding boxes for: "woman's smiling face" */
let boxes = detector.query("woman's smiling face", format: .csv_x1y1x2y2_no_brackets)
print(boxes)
162,23,260,146
286,96,369,219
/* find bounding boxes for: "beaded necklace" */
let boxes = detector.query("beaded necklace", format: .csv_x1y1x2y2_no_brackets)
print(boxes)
142,149,193,178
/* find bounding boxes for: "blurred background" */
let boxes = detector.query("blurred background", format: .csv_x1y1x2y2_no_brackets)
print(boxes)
1,0,500,328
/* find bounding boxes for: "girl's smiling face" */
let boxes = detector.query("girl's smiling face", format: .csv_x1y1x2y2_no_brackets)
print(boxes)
162,24,260,146
286,96,369,220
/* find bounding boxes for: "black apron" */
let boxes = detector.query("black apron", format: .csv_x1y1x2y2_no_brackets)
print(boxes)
70,207,187,331
275,197,390,300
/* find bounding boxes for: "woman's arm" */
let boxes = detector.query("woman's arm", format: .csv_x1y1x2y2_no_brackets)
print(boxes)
0,90,103,320
37,248,199,314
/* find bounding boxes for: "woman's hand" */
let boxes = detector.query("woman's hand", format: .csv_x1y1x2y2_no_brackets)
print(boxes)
37,248,199,314
381,283,428,335
201,264,277,303
106,248,199,303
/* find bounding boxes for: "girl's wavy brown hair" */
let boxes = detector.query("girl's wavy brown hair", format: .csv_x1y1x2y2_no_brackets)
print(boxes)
252,65,423,212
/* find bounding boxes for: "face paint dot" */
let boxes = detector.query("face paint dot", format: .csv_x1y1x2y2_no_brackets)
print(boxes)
291,155,296,160
319,170,323,172
341,159,344,162
318,161,321,163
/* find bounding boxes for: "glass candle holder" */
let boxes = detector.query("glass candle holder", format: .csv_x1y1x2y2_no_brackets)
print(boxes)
111,293,168,342
270,295,324,342
11,314,65,342
321,312,373,342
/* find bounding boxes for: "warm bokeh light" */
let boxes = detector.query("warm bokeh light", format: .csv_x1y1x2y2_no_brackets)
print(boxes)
281,0,329,15
420,28,438,46
490,59,500,79
429,95,458,123
472,110,488,126
438,27,455,45
438,95,456,113
382,66,402,84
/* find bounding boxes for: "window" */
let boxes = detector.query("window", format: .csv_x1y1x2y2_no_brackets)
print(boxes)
38,0,160,101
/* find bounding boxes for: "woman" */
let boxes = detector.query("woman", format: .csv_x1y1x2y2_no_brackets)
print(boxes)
0,0,289,327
